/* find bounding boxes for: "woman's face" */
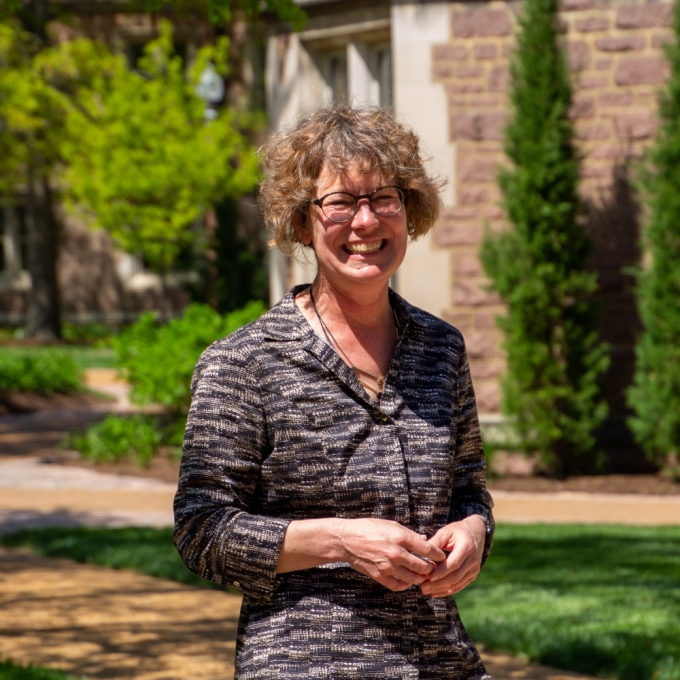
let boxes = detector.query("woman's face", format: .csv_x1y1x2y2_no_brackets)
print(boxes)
301,166,408,295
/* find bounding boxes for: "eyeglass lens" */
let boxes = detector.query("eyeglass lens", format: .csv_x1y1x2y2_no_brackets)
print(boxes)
321,188,404,222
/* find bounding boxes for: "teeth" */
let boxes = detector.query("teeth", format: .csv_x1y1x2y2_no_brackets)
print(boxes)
346,241,382,254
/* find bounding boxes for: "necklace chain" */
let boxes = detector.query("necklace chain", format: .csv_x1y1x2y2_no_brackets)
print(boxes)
309,288,398,396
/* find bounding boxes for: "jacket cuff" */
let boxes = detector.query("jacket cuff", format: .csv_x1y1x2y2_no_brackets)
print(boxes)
221,514,292,601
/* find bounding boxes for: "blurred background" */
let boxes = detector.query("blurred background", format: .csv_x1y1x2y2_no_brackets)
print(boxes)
0,0,679,679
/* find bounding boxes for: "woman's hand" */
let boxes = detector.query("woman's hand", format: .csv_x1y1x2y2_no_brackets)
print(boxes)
276,517,445,592
337,518,446,591
419,515,486,599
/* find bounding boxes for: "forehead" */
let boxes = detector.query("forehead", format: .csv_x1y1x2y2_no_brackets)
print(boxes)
316,164,390,196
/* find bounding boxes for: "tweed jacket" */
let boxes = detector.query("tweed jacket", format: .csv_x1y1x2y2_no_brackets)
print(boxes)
174,285,495,680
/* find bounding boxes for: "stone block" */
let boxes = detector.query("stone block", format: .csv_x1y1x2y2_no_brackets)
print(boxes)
575,15,609,32
488,64,509,92
579,75,609,88
441,206,479,220
468,96,500,107
435,223,483,247
470,361,503,380
474,381,502,413
457,65,485,78
474,312,498,330
570,93,596,119
615,111,658,140
566,41,591,70
561,0,595,10
596,58,613,70
459,186,488,204
433,44,469,61
595,35,645,51
590,145,642,159
615,56,669,85
455,258,485,277
483,205,505,220
464,332,498,359
616,4,672,29
454,281,501,308
576,124,610,139
453,8,512,38
502,43,514,58
450,111,507,141
442,313,474,330
434,64,454,78
474,43,498,60
599,91,633,107
581,165,612,178
459,157,500,182
447,82,484,94
652,32,673,48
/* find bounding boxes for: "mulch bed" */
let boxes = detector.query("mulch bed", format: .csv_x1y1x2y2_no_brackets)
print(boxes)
489,473,680,495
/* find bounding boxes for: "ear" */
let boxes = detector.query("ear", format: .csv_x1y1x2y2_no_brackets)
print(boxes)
293,211,313,246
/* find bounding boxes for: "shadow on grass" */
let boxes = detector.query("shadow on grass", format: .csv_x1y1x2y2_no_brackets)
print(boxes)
0,659,83,680
0,526,234,593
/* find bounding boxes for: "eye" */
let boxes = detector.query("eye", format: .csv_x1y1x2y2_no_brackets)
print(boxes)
325,195,355,209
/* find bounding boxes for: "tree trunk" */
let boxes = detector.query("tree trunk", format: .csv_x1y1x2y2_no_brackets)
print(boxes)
25,168,61,340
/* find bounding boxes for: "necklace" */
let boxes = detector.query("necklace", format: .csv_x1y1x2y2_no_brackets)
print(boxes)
309,287,398,395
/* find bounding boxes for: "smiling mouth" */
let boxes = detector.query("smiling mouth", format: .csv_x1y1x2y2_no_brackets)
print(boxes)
344,240,385,255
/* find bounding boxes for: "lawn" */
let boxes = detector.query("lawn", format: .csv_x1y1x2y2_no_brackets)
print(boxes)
2,524,678,680
0,659,83,680
0,345,117,370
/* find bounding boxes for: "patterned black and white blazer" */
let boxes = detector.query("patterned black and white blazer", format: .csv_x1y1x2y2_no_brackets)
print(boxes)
174,285,495,680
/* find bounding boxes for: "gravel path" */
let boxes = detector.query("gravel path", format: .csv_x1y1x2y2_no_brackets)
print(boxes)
0,547,599,680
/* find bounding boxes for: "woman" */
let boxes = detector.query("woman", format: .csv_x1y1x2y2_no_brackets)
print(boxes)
174,106,494,679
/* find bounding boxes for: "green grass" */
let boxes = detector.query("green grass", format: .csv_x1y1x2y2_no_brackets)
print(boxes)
0,346,117,370
0,659,84,680
0,526,228,591
457,524,680,680
2,524,678,680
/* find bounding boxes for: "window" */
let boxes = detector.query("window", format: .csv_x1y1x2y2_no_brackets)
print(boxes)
0,206,28,274
323,51,348,105
371,43,392,109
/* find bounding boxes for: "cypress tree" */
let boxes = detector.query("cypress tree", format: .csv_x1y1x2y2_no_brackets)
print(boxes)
627,2,680,475
480,0,609,476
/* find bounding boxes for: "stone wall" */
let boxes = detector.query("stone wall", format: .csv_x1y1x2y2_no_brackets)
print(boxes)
431,0,669,459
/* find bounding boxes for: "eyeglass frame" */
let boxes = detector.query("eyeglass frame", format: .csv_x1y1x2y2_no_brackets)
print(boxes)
310,186,409,223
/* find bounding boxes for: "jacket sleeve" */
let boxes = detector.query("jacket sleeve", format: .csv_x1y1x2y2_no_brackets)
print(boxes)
173,342,291,602
448,340,495,568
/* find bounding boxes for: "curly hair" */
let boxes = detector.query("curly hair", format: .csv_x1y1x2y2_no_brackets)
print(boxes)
258,106,445,255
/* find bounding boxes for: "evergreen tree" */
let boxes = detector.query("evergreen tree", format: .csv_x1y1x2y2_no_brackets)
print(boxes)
627,1,680,475
480,0,609,476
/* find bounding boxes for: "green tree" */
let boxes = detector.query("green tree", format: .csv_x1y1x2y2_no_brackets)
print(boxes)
61,22,259,319
627,1,680,475
479,0,609,477
0,21,116,339
0,0,304,337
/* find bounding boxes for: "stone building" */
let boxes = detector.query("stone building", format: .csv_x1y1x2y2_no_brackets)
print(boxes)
264,0,670,470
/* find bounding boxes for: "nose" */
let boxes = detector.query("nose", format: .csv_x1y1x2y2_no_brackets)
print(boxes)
351,199,379,229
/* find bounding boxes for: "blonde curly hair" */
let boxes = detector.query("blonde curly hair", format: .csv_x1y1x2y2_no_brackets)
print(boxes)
258,106,444,255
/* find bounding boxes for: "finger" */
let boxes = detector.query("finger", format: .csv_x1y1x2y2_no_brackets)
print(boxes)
392,565,429,586
403,533,446,563
403,552,437,576
428,548,469,582
424,563,480,597
428,572,478,598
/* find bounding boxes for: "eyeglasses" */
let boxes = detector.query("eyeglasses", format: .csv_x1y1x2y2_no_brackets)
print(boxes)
311,186,408,223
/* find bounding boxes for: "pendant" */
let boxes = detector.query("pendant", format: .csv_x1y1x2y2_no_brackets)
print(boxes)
376,377,385,389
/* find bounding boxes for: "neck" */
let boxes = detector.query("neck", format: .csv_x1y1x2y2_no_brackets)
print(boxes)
310,274,393,330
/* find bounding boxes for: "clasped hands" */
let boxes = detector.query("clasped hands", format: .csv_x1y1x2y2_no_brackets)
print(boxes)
338,515,486,598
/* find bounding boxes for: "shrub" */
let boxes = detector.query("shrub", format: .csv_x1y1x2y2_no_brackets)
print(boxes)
64,301,267,464
114,301,266,430
63,414,161,467
627,1,680,475
0,351,82,395
479,0,609,476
